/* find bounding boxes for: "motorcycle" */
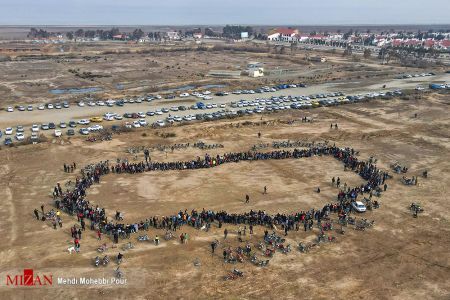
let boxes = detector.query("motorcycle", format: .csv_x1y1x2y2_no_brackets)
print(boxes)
137,234,149,241
94,256,100,267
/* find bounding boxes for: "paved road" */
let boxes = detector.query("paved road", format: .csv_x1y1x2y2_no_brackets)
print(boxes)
0,73,449,142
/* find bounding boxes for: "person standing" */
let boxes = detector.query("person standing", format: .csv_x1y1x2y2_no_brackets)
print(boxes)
263,186,267,194
34,209,39,220
224,228,228,239
211,241,216,254
245,194,249,203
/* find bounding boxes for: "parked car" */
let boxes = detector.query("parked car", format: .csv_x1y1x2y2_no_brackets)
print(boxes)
48,122,56,129
31,124,40,132
155,120,165,127
5,127,13,135
54,130,62,137
37,105,45,110
137,119,147,126
4,137,13,145
90,117,102,123
351,201,367,213
60,122,67,128
79,128,90,135
18,105,25,111
69,121,77,128
78,119,90,125
27,105,33,111
7,107,14,112
132,121,141,128
47,103,54,109
16,125,24,133
67,129,75,136
41,124,49,130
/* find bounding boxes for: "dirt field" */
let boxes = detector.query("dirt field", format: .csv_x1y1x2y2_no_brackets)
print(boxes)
0,40,427,107
0,90,449,299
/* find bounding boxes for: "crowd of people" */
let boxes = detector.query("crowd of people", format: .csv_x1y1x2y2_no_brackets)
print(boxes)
43,144,391,250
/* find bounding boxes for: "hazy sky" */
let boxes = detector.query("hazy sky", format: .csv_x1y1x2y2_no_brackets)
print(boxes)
1,0,449,25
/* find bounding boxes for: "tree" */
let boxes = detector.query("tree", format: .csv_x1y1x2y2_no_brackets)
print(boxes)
132,28,144,40
363,48,371,59
205,28,215,37
75,29,84,38
66,32,74,40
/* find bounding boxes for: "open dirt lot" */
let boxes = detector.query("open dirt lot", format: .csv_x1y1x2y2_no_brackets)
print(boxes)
0,40,433,107
0,90,449,299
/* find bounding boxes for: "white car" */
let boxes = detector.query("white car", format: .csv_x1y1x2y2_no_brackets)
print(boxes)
203,90,211,95
155,120,165,127
16,133,25,141
5,127,13,135
155,110,163,115
173,116,182,122
351,201,367,213
155,95,162,99
60,122,67,128
27,105,33,111
96,101,105,106
31,125,40,132
203,95,213,100
220,103,226,108
37,105,45,110
170,106,179,111
132,121,141,128
78,101,85,107
88,101,96,107
54,130,62,137
89,125,103,131
137,112,146,118
31,133,38,140
114,115,123,120
138,119,147,126
79,128,90,135
78,119,90,125
7,107,13,112
180,93,190,98
415,86,425,91
47,104,54,109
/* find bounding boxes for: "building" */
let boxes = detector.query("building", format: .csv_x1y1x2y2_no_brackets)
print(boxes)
193,33,203,39
208,70,241,78
166,31,180,40
267,28,299,42
309,56,327,63
248,67,264,77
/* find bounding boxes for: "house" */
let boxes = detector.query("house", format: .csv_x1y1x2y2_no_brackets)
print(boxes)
439,39,450,50
166,31,180,40
267,28,299,42
112,34,126,40
248,67,264,77
193,33,203,39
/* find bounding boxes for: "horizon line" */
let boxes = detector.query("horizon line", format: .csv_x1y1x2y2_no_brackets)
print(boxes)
1,23,450,27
